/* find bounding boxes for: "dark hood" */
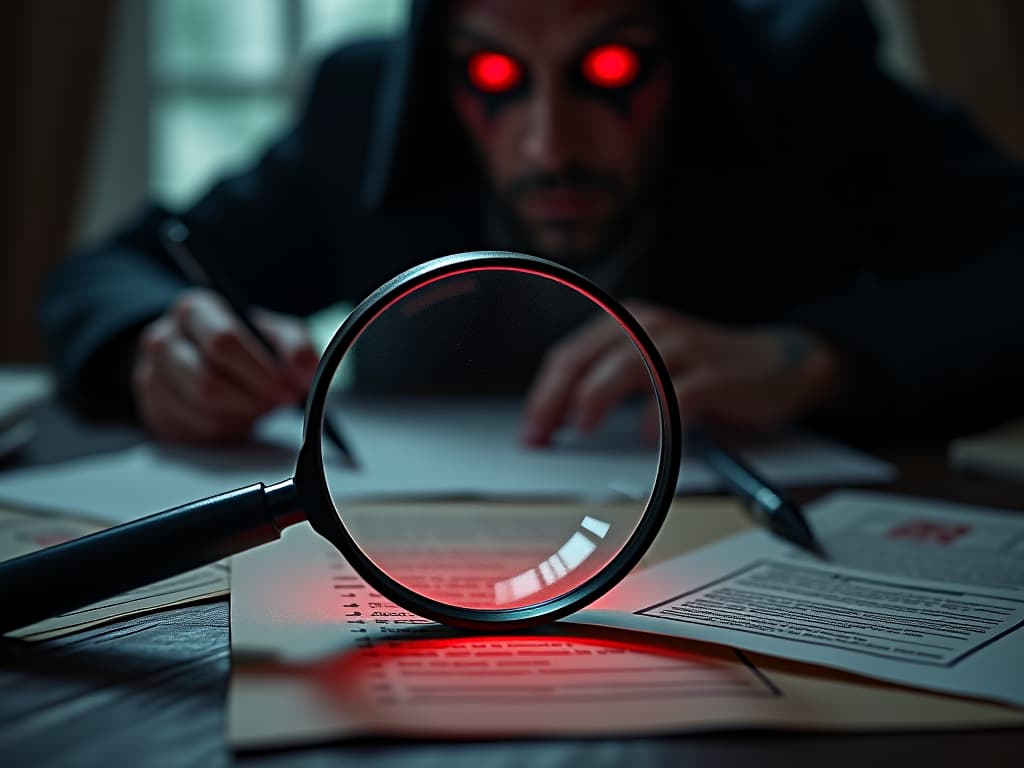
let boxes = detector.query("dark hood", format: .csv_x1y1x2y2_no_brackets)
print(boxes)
359,0,882,211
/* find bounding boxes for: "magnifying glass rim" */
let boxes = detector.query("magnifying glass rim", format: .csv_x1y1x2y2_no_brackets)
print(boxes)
296,250,681,630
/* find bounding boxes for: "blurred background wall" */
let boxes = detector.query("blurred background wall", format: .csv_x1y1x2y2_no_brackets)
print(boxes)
0,1,113,363
1,0,1021,362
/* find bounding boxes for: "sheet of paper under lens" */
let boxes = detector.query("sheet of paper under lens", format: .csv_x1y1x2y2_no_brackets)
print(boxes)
0,504,229,641
226,501,1024,749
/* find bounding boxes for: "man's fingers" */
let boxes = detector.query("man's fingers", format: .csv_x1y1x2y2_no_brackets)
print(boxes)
135,354,249,443
522,306,706,445
134,307,282,442
569,341,652,433
151,333,277,420
562,310,704,438
172,289,288,403
674,367,785,431
132,291,334,445
674,369,718,424
521,313,629,445
252,309,320,394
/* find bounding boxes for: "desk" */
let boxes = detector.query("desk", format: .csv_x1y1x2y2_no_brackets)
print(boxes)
2,398,1023,767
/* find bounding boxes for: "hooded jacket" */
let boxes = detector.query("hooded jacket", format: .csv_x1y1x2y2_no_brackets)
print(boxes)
40,0,1024,438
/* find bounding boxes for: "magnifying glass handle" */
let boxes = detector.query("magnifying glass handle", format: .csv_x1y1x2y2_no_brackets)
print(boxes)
0,480,301,636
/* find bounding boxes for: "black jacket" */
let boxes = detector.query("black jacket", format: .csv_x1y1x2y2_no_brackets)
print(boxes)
40,0,1024,439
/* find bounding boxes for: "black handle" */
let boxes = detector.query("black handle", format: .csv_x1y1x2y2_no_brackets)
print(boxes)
0,480,302,636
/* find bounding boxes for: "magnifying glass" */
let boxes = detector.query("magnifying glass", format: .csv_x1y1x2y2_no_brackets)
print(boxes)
0,251,680,634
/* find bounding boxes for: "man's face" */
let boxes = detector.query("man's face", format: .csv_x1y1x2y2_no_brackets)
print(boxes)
446,0,674,262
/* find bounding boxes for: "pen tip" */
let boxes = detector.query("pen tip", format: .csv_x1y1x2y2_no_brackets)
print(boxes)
804,536,828,560
774,506,827,559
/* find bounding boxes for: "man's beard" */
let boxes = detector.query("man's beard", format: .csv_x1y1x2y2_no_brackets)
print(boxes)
490,167,641,266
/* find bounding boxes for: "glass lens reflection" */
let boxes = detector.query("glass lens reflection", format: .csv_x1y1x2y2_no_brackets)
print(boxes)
321,266,663,613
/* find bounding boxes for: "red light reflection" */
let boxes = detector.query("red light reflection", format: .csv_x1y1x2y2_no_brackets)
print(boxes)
468,51,523,93
245,626,774,741
581,44,640,89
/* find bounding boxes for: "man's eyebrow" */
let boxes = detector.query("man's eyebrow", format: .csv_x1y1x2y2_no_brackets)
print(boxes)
449,24,509,52
584,10,663,45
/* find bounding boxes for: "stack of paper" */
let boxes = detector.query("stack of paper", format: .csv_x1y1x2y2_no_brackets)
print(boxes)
0,503,228,640
224,494,1024,748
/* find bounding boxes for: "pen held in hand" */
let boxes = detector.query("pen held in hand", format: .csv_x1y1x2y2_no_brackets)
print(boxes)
687,426,825,557
159,217,359,469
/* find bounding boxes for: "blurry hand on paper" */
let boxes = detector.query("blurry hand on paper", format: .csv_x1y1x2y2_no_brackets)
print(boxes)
132,288,319,443
520,300,845,445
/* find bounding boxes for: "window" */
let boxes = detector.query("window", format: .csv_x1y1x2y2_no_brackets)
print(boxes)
149,0,409,205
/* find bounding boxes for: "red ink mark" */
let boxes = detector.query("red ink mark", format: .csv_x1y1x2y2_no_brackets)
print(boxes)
887,520,971,546
25,528,80,548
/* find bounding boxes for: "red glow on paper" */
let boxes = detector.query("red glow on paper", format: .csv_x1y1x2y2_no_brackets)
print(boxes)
314,631,731,691
886,520,971,546
468,51,523,93
582,44,640,89
30,529,80,548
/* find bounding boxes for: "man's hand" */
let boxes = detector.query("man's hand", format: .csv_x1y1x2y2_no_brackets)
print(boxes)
521,301,846,445
132,288,319,443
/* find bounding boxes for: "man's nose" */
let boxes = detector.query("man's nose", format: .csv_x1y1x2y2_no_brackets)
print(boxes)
521,85,580,172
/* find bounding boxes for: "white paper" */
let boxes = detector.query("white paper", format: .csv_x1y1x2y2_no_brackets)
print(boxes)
323,398,895,500
0,439,296,523
0,401,892,525
0,367,52,459
582,490,1024,708
0,368,51,419
228,520,787,745
803,490,1024,590
225,502,1024,747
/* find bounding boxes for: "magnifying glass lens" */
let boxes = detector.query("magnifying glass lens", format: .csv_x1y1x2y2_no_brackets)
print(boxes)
320,264,666,616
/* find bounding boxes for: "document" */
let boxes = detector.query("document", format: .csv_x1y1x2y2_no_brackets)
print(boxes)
225,498,1024,748
0,503,229,640
949,418,1024,482
0,437,297,524
0,367,51,460
581,490,1024,708
797,490,1024,589
0,402,892,525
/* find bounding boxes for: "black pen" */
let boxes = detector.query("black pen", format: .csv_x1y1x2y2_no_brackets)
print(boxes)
687,426,825,557
158,217,358,468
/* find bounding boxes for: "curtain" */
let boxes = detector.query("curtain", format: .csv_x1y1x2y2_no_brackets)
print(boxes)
906,0,1024,158
0,0,113,362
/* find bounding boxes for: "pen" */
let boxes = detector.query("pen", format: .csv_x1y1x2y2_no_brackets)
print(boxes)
158,217,358,468
687,426,825,557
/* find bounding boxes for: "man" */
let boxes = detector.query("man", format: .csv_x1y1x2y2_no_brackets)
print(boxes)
40,0,1024,445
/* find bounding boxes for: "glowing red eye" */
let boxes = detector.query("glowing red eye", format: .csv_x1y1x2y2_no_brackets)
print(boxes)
467,51,523,93
581,44,640,88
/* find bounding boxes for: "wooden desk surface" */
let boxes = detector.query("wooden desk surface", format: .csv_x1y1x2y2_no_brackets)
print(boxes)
2,400,1023,767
